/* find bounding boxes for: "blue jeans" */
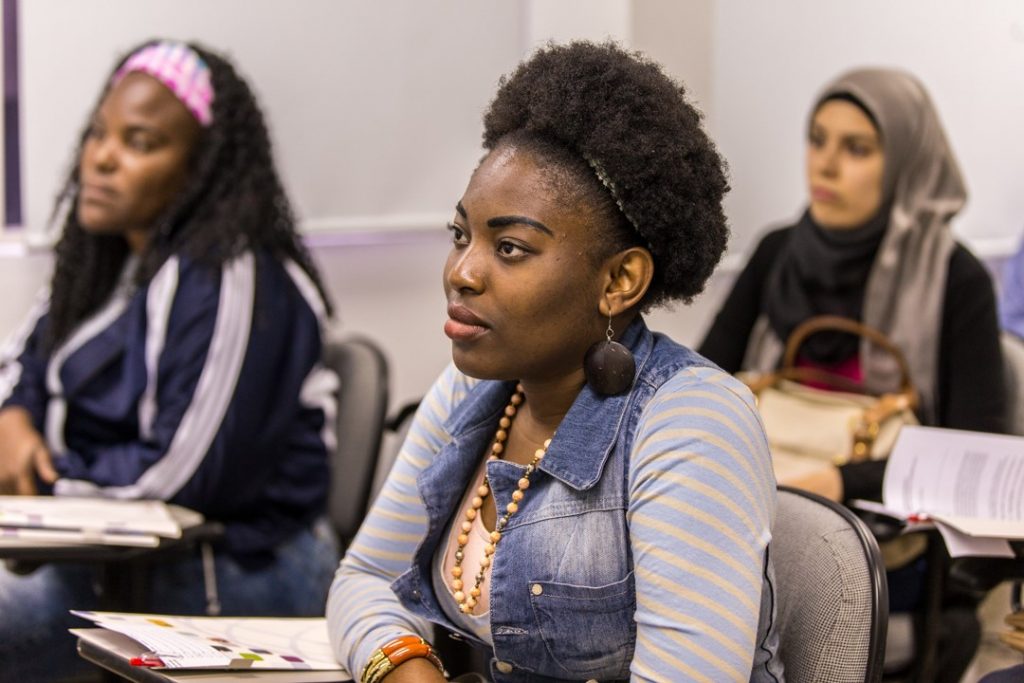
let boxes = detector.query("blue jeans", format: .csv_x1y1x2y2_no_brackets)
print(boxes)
0,520,339,682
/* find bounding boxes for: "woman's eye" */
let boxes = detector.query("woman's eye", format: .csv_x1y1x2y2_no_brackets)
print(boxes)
128,135,156,152
496,240,528,258
86,123,105,140
847,142,872,157
807,130,825,148
447,223,469,245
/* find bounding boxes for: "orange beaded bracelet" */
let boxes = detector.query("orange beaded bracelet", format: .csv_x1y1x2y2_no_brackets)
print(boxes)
360,635,446,683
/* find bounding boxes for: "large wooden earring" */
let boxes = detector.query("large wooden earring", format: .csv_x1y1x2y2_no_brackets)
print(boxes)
584,314,635,396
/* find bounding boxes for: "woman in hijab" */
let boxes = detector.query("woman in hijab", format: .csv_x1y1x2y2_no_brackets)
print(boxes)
699,67,1006,683
700,68,1006,502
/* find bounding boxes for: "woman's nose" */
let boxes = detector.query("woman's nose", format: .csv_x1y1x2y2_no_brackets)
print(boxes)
446,245,485,294
812,144,839,178
85,136,118,174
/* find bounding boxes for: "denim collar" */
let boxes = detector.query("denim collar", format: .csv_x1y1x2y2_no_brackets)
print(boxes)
441,316,653,491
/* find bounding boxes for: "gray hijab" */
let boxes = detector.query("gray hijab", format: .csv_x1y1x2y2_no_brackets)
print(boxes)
743,68,966,424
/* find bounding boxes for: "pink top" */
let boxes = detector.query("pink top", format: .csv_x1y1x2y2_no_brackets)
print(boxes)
794,353,863,390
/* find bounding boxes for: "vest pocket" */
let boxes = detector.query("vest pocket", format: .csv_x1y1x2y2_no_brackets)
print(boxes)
528,570,635,678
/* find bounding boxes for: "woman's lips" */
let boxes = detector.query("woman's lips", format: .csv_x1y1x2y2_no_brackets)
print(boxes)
80,183,117,205
445,303,489,341
810,186,839,203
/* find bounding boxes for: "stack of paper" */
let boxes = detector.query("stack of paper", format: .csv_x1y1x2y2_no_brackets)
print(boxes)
72,611,346,672
856,426,1024,557
0,496,183,547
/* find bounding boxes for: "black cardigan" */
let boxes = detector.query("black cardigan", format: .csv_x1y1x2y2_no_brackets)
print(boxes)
698,226,1007,501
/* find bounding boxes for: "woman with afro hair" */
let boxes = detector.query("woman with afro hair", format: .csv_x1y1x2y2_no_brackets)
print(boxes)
329,42,782,683
0,40,338,679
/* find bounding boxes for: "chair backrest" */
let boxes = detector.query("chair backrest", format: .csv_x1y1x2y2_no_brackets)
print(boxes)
368,400,420,510
1002,332,1024,436
772,487,889,683
322,336,389,548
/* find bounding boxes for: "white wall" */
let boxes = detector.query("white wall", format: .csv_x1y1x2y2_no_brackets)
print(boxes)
0,245,50,345
19,0,524,239
711,0,1024,257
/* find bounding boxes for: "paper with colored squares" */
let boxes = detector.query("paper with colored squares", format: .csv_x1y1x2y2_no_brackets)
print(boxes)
71,611,343,670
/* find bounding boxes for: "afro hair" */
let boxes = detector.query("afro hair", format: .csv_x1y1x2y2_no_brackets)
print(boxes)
483,41,730,307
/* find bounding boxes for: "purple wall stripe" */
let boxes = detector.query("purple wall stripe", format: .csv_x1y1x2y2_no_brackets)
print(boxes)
3,0,21,227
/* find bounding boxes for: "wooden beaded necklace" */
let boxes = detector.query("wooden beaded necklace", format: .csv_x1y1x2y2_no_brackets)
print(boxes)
449,383,551,614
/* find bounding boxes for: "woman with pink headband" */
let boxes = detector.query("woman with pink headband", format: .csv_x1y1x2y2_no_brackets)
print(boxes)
0,40,338,679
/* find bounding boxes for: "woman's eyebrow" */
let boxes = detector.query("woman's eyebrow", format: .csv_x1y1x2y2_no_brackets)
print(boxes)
486,215,554,236
840,132,880,145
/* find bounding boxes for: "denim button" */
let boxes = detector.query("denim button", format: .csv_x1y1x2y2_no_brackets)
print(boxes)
496,661,513,673
531,583,543,596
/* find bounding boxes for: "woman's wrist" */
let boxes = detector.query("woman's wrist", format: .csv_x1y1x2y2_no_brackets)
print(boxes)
381,657,449,682
0,406,33,431
360,635,446,683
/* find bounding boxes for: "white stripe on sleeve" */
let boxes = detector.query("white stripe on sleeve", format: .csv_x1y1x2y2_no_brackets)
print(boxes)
139,256,180,440
93,251,255,500
45,289,133,454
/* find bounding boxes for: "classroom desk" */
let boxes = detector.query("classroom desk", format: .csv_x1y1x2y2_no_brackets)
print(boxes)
854,508,946,681
74,629,352,683
855,512,1024,682
0,507,223,611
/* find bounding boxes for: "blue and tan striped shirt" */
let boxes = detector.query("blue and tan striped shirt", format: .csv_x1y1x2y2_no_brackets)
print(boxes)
329,320,782,682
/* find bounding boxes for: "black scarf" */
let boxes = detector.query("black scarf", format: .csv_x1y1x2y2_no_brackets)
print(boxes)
764,208,889,364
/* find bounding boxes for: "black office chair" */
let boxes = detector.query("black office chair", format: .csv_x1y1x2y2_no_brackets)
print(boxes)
774,486,889,682
321,336,390,550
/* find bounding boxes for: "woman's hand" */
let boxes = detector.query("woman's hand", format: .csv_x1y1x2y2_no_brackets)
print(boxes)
776,461,844,502
0,407,58,495
381,657,448,683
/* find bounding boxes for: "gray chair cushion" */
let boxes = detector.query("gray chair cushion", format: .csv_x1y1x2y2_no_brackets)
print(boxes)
773,488,887,682
323,337,389,548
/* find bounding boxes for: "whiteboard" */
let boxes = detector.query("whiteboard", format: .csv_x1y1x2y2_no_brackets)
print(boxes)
711,0,1024,258
20,0,524,237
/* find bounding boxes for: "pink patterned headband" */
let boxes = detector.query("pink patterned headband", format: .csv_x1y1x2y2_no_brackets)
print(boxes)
111,41,214,126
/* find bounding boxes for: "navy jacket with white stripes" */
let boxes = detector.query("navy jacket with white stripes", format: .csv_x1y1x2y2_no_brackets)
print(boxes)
0,249,335,560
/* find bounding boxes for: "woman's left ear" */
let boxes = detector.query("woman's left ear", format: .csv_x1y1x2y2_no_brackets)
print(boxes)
599,247,654,317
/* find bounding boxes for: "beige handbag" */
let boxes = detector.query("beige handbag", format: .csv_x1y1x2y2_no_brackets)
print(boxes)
742,316,925,569
741,315,920,473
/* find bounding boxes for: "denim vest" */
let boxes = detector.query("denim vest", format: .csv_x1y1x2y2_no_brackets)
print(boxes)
391,319,768,682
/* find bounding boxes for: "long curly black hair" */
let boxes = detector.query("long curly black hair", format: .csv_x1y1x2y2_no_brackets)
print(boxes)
483,41,729,308
44,39,331,350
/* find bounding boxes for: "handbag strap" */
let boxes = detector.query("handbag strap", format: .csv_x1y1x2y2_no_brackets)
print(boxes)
782,315,916,394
